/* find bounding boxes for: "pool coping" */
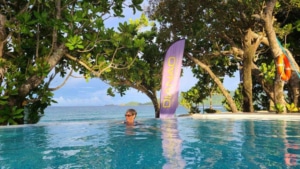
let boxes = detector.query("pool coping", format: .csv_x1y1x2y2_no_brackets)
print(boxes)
191,112,300,120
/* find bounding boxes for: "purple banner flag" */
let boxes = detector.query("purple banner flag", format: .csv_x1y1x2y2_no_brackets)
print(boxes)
159,39,185,118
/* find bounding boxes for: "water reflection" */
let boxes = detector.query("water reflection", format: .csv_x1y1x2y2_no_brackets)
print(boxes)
107,120,165,168
179,119,300,168
161,118,186,169
283,121,300,166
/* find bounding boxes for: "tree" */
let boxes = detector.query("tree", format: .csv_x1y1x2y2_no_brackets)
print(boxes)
147,0,300,113
102,19,164,118
223,84,243,112
258,0,300,113
0,0,145,125
147,0,254,113
180,88,202,114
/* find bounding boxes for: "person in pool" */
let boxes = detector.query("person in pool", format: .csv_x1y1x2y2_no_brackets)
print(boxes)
124,109,138,125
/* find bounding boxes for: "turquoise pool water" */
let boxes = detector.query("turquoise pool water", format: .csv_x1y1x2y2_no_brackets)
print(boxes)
0,117,300,168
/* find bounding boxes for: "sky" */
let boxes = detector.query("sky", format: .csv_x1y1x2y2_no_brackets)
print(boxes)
49,2,241,107
50,69,240,106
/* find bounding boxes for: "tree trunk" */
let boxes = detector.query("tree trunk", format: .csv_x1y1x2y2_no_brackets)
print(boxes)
18,44,66,98
286,50,300,107
269,99,275,111
289,71,300,107
210,92,212,109
111,80,161,118
152,94,160,118
274,79,286,113
143,90,160,118
249,31,300,108
5,44,66,124
242,48,254,112
187,54,238,113
242,28,263,112
261,0,287,113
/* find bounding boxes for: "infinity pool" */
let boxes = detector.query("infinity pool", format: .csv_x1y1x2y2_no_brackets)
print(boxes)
0,117,300,168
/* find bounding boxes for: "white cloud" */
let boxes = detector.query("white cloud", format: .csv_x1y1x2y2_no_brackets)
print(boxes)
53,96,103,106
52,85,151,106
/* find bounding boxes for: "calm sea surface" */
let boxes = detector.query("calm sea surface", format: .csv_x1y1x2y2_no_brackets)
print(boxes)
39,105,190,123
0,106,299,168
40,105,225,123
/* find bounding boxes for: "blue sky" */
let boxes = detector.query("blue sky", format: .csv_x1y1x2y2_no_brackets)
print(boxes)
50,69,240,106
49,3,241,106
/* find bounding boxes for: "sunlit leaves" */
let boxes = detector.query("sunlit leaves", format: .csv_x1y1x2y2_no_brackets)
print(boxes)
66,35,84,50
286,103,298,112
291,0,300,7
129,13,152,30
260,61,276,84
275,1,281,8
277,24,293,38
180,87,203,114
273,103,285,113
179,92,192,111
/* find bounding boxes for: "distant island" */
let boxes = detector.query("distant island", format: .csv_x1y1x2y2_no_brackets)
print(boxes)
104,101,153,106
104,93,229,107
123,102,153,106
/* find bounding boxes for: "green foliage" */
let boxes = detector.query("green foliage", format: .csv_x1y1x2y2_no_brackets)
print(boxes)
0,0,145,125
25,101,48,124
296,20,300,32
291,0,300,7
179,92,192,112
107,87,116,97
66,36,84,51
259,61,276,84
286,103,299,112
273,103,285,114
180,91,201,114
223,84,243,112
277,23,294,39
101,20,161,117
0,89,9,106
0,106,24,125
180,88,204,114
149,0,300,114
190,106,201,114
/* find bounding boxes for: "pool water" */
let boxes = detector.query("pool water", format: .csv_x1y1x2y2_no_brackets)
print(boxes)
0,118,300,168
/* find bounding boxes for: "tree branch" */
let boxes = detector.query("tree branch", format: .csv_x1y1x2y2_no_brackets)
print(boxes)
49,69,73,91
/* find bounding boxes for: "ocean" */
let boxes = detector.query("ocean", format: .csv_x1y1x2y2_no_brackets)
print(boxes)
40,105,186,123
40,105,225,124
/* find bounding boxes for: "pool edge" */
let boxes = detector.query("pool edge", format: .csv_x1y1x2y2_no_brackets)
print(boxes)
191,112,300,120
